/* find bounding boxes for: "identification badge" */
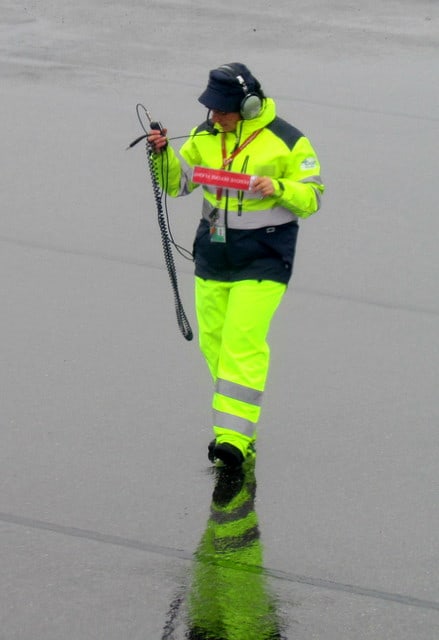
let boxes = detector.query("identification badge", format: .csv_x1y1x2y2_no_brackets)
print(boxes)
210,223,226,243
209,208,226,243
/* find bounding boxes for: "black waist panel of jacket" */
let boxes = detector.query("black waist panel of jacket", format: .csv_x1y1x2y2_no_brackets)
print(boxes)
193,219,299,284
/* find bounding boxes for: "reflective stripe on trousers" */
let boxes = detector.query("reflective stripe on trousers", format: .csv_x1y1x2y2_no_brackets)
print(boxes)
195,277,286,441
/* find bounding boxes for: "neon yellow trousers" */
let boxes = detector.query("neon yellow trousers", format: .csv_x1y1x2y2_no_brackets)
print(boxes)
195,277,286,456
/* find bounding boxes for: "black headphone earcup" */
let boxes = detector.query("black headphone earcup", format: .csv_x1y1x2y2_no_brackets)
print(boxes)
240,93,262,119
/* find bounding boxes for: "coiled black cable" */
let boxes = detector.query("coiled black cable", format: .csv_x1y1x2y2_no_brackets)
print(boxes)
146,144,193,341
128,104,193,341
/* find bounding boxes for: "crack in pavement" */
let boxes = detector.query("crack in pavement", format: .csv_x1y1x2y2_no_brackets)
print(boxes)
1,511,438,612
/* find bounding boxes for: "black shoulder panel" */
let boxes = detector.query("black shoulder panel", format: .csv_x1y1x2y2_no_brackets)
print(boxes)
194,121,210,134
266,117,303,150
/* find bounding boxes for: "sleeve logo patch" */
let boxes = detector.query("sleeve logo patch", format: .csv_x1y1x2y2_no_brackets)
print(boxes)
300,157,318,170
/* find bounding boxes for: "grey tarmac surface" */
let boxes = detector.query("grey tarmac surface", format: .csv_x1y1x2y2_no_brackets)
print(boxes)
1,1,438,638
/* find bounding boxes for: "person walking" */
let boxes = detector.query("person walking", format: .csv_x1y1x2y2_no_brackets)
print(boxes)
147,62,325,467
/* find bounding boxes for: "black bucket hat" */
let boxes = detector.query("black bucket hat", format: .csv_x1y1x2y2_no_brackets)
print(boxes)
198,62,261,112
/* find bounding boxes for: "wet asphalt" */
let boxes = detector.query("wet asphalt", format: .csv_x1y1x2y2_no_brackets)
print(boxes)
1,1,438,638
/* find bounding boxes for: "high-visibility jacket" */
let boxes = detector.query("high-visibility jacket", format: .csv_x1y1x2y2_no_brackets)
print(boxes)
153,98,324,284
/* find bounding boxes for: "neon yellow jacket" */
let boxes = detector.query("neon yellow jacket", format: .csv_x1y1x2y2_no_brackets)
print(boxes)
154,97,324,229
153,98,324,283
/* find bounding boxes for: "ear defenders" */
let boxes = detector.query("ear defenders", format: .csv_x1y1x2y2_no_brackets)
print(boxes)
218,64,263,120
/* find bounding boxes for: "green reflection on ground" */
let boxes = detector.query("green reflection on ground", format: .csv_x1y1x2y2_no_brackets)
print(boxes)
185,461,285,640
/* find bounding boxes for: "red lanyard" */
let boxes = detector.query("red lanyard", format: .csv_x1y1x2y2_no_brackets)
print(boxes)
216,129,263,201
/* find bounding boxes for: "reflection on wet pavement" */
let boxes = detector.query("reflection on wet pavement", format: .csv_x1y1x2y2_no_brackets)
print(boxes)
162,461,286,639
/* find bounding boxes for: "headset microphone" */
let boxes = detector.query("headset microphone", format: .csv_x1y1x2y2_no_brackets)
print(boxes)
205,111,219,136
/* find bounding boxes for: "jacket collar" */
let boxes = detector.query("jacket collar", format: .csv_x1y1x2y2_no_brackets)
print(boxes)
213,98,276,138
